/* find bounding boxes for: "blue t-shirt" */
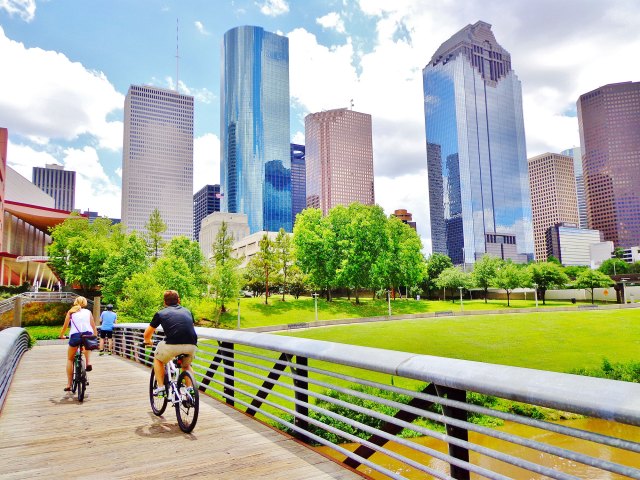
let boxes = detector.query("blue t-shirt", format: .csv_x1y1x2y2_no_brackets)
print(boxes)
100,310,117,330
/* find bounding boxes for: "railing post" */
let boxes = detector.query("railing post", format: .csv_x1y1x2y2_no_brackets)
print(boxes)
293,355,310,442
221,341,234,406
93,296,101,325
12,297,22,327
435,385,470,480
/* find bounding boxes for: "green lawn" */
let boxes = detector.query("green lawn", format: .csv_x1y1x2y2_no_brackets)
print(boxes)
280,308,640,373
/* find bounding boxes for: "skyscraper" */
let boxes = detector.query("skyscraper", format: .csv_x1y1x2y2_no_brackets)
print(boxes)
561,147,588,229
32,164,75,211
121,85,194,240
220,26,292,234
528,153,580,261
193,184,221,241
578,81,640,248
305,108,374,215
423,21,533,264
290,143,306,226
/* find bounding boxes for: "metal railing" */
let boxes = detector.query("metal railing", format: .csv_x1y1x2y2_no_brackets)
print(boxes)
112,324,640,480
0,292,92,317
0,328,30,412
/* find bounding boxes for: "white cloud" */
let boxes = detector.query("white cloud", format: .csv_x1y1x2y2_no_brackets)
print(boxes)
193,133,220,193
0,27,124,150
160,76,215,104
316,12,346,34
257,0,288,16
0,0,36,22
194,20,210,35
291,131,305,145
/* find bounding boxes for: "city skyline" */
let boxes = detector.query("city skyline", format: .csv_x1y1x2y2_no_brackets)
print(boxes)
1,0,639,252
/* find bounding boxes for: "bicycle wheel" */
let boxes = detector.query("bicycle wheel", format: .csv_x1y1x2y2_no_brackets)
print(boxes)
175,371,199,433
77,356,86,402
149,369,168,415
71,355,80,394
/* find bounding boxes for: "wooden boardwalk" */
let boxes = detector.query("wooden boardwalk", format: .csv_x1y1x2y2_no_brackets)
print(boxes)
0,346,361,479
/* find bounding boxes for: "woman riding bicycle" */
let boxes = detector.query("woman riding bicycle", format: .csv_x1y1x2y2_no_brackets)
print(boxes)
59,296,97,391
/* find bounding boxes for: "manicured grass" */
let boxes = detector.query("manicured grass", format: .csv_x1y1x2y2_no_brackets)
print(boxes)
280,308,640,373
25,325,62,340
229,295,604,329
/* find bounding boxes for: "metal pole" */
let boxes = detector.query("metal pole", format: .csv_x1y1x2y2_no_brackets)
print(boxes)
533,283,538,308
313,293,318,322
387,290,391,317
237,298,241,329
458,287,464,312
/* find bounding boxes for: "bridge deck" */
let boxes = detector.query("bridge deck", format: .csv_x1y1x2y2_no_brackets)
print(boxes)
0,346,360,479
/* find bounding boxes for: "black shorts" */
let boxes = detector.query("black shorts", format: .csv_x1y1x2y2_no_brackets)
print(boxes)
69,332,93,347
99,329,113,339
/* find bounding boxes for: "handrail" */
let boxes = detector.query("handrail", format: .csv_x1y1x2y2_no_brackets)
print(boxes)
0,328,30,412
0,292,93,317
112,323,640,480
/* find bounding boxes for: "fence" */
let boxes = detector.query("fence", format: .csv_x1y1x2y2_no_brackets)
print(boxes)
0,292,95,328
0,328,30,412
112,323,640,480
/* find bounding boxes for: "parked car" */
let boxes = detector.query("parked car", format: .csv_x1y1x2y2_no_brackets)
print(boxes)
241,290,254,298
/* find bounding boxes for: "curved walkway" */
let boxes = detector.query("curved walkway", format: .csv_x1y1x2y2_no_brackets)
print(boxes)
0,346,359,479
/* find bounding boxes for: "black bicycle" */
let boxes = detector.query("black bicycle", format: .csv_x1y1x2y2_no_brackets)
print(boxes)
71,342,88,402
148,348,199,433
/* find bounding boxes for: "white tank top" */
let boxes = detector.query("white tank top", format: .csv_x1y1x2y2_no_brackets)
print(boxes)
70,309,93,335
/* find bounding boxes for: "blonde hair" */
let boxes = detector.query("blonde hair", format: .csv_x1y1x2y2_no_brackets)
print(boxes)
68,296,88,314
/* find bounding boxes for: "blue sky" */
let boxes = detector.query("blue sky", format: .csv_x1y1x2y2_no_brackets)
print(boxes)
1,0,639,251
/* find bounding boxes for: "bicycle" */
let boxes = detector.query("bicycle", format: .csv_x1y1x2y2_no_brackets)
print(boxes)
146,344,199,433
66,339,88,402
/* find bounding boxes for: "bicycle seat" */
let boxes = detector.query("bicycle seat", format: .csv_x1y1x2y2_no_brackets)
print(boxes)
175,354,188,367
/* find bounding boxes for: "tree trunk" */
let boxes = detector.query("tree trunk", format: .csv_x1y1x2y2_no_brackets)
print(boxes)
484,287,488,303
355,288,360,304
540,287,547,305
265,271,269,305
506,290,511,306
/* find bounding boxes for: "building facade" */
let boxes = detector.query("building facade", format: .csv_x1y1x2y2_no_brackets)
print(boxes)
546,223,601,266
0,128,7,251
199,212,250,259
305,108,374,215
220,26,291,234
528,152,580,261
193,184,221,241
121,84,194,241
423,21,533,265
32,164,75,211
290,143,306,226
561,147,588,229
392,209,417,230
578,82,640,248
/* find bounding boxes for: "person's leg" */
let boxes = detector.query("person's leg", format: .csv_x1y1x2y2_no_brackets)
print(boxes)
107,332,114,353
65,346,75,389
99,332,105,352
84,348,92,371
153,358,165,387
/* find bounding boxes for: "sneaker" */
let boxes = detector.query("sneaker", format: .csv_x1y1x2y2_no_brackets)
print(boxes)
99,350,105,356
107,351,113,355
86,365,93,372
153,386,166,397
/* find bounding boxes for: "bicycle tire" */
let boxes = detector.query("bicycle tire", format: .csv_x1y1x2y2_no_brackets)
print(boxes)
175,371,199,433
149,369,168,415
71,354,81,394
77,356,86,402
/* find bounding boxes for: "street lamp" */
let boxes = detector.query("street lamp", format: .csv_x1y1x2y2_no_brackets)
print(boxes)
312,293,319,322
621,279,629,304
533,283,538,308
387,290,392,317
237,297,241,329
458,286,464,312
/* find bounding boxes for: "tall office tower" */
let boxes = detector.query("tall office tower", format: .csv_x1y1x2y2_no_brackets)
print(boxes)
122,85,194,240
528,153,580,261
578,82,640,248
561,147,587,229
290,144,306,225
220,26,292,234
392,209,417,230
0,128,7,251
423,21,533,265
305,108,374,215
193,184,221,241
32,164,75,211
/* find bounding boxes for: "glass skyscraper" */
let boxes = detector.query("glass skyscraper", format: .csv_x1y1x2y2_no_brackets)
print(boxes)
220,26,292,234
423,21,533,264
290,143,306,226
193,184,220,241
32,164,76,211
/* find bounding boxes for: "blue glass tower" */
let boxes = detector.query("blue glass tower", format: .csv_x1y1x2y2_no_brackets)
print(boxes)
290,143,306,225
220,26,292,234
423,21,533,264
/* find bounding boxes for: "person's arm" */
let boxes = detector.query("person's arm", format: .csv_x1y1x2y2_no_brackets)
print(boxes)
90,313,97,336
143,325,156,346
59,311,71,338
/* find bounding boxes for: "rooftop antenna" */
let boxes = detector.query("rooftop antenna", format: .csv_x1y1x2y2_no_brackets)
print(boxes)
175,18,180,93
350,99,354,110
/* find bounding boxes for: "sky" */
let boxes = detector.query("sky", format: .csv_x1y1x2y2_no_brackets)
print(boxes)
1,0,639,252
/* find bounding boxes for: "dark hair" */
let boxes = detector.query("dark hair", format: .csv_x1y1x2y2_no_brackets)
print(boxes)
164,290,180,306
106,304,113,310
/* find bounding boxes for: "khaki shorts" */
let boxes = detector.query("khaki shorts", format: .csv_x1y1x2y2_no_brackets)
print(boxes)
155,341,197,366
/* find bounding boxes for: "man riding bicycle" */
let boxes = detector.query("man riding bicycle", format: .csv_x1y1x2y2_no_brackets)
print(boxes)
144,290,198,395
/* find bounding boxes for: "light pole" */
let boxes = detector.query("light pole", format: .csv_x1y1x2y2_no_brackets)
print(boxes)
313,293,319,322
458,286,464,312
237,297,241,329
622,279,628,304
387,290,392,317
533,283,538,308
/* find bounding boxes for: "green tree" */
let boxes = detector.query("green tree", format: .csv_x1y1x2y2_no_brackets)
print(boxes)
164,236,206,290
151,256,197,298
492,262,529,306
564,265,589,281
47,215,115,294
629,262,640,274
424,253,453,299
119,270,164,321
599,258,629,276
144,208,167,259
254,234,276,305
339,204,388,304
101,232,149,304
527,262,569,305
574,269,614,304
546,255,562,265
613,247,625,259
274,228,293,301
287,264,308,299
243,259,266,297
435,267,471,302
208,222,241,313
471,254,501,303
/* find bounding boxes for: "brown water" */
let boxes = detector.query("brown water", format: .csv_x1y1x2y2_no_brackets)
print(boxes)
317,418,640,479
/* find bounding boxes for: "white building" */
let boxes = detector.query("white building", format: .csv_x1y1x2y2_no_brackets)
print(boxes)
590,241,614,269
199,212,250,259
121,85,194,241
231,231,282,268
5,166,54,208
546,223,601,266
32,163,75,211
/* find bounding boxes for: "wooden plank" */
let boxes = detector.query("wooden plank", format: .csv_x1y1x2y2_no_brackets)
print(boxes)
0,346,361,479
